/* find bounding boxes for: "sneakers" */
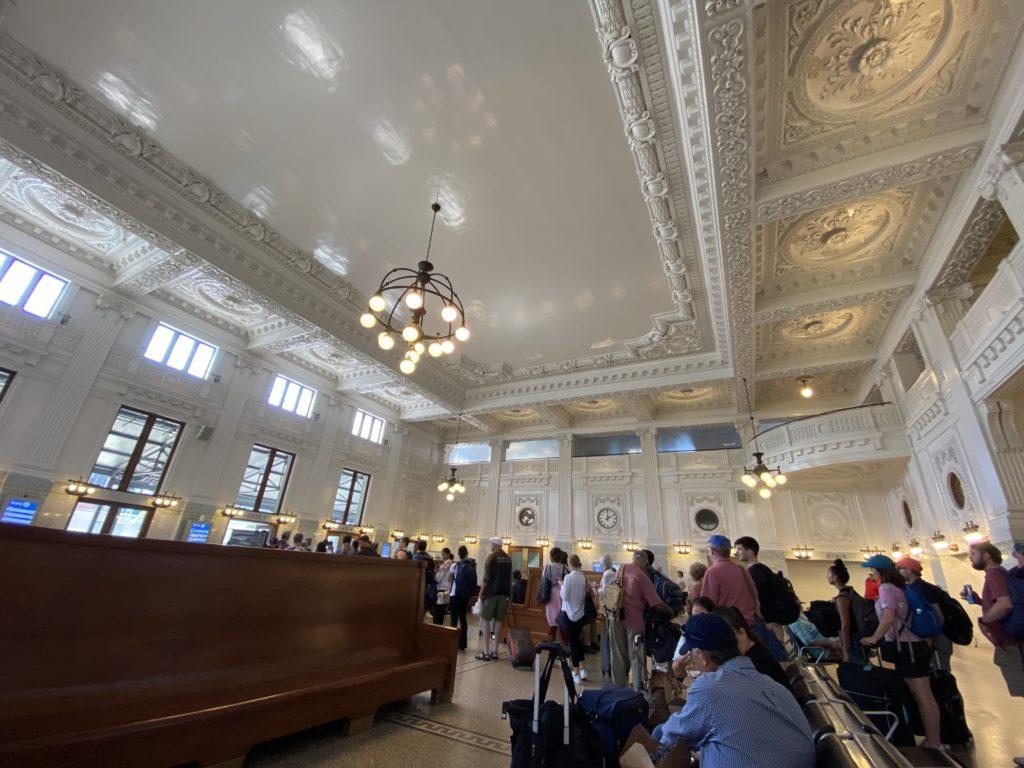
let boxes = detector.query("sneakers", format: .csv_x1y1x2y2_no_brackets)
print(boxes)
579,668,589,681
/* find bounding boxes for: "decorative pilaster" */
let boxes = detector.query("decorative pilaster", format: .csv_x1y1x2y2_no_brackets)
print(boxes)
376,421,409,529
296,396,347,515
477,438,504,537
637,428,664,542
557,433,573,541
981,140,1024,235
20,295,132,472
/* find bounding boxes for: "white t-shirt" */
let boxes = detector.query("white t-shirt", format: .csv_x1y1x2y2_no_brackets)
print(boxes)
560,569,589,622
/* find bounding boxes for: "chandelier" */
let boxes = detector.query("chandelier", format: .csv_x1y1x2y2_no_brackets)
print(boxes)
673,542,693,555
739,378,787,498
359,202,470,375
962,521,983,543
792,545,815,560
438,415,467,501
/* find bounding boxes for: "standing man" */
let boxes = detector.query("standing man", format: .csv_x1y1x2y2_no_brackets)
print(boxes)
448,545,477,652
896,556,950,669
476,537,512,661
354,534,378,556
608,550,669,686
701,535,759,626
733,536,793,649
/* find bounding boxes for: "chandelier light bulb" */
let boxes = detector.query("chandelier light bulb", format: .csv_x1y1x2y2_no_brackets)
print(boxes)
759,471,771,483
455,326,470,342
399,358,416,375
360,312,376,328
441,304,458,323
428,342,443,357
741,474,757,488
446,493,455,502
86,486,97,495
441,339,455,354
406,349,421,364
368,294,387,312
405,290,423,310
438,481,449,492
775,473,787,485
758,487,772,499
377,332,395,350
799,379,814,398
413,341,426,355
402,324,422,342
765,476,777,488
457,484,466,493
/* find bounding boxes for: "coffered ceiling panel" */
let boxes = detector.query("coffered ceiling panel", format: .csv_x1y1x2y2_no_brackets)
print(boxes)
756,0,1020,183
755,361,872,406
757,299,899,364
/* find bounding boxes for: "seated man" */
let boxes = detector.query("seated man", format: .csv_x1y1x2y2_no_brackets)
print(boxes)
788,612,842,661
653,613,815,768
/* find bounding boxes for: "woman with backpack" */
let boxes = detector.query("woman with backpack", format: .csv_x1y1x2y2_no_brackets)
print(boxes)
540,547,569,642
828,558,867,664
859,555,943,751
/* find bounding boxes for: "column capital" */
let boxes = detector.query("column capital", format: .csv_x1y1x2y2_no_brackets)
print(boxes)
94,294,135,320
233,355,262,377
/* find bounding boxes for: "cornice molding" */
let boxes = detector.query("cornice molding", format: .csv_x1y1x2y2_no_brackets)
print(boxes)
755,285,914,326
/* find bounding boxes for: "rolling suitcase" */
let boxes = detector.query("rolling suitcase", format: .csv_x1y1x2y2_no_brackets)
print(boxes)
508,627,536,669
930,667,972,745
837,659,919,746
580,685,648,767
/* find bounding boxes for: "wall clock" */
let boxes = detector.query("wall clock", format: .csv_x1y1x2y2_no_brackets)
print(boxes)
596,507,618,529
518,507,536,527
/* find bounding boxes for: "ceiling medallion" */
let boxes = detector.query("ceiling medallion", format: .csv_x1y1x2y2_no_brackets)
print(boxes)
359,202,470,376
739,378,787,500
784,309,858,340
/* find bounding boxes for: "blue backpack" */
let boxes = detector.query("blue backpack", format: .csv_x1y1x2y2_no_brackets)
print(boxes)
1004,567,1024,639
905,584,942,638
648,569,686,616
454,558,477,598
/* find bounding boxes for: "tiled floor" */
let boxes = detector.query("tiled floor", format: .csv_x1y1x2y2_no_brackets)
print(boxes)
246,640,1023,767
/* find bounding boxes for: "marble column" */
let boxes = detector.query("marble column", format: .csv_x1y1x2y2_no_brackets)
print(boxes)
20,295,132,473
477,438,504,537
376,421,409,530
637,427,665,544
556,433,573,543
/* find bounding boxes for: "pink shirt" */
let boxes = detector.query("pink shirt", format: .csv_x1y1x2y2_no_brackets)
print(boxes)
701,559,759,624
620,562,662,631
875,582,915,642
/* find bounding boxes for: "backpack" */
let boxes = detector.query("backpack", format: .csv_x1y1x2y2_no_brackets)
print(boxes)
601,579,626,618
648,569,686,616
807,599,842,638
454,558,477,598
1004,566,1024,639
936,589,973,645
904,583,942,638
846,587,880,639
758,565,802,625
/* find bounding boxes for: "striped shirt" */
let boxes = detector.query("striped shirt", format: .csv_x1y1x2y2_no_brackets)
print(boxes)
655,655,815,768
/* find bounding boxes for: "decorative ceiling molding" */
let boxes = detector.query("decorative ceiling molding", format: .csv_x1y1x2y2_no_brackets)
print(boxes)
756,284,913,325
756,143,982,222
754,358,873,382
931,197,1007,291
113,248,200,296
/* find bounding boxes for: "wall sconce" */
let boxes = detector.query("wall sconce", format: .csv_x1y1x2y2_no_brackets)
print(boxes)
359,524,376,536
275,514,297,525
391,529,405,539
860,546,884,560
151,493,180,509
501,535,513,547
962,521,983,544
220,506,245,519
623,540,640,552
578,539,593,550
64,478,97,497
908,538,924,556
948,543,961,554
792,545,814,560
322,520,341,531
672,542,692,555
931,531,949,550
890,543,903,558
464,533,478,545
536,536,550,548
432,533,446,543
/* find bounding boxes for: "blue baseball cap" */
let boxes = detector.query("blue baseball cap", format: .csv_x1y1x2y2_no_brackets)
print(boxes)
679,613,737,655
708,534,731,549
861,554,895,570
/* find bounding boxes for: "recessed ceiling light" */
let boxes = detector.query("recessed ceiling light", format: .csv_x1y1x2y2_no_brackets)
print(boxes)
799,377,814,398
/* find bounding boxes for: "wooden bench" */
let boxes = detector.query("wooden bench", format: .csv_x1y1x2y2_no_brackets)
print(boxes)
0,524,459,767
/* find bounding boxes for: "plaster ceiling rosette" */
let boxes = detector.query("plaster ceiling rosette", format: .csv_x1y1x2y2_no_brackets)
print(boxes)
758,303,895,363
495,407,541,426
781,308,862,342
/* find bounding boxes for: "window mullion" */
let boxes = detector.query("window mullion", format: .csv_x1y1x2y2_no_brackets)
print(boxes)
252,447,273,513
98,503,118,535
119,414,155,492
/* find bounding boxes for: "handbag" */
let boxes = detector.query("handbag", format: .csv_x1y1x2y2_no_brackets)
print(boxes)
583,590,598,622
538,573,552,604
472,598,483,616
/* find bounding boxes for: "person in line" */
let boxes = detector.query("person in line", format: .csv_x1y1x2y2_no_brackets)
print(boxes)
476,537,512,661
541,547,569,642
448,545,476,651
864,572,880,601
788,612,841,660
394,536,411,560
896,556,950,670
652,613,815,768
859,554,943,751
966,542,1023,698
676,569,687,591
598,554,616,678
608,549,669,686
432,549,454,624
708,605,791,692
700,535,759,625
734,536,791,650
828,558,866,663
688,561,708,606
412,540,435,613
354,534,377,556
278,531,291,550
287,533,310,551
691,596,716,615
337,534,352,555
314,539,331,553
558,554,591,684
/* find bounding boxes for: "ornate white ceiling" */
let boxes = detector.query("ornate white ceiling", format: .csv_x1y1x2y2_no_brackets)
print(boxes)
0,0,1020,436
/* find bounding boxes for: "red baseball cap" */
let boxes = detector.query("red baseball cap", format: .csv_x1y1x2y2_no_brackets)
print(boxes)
895,556,922,573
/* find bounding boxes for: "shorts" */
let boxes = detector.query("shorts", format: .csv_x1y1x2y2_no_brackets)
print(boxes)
481,595,508,621
882,640,932,678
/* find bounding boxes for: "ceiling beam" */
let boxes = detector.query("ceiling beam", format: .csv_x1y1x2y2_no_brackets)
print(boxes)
754,273,917,325
620,392,656,422
535,404,573,429
112,248,200,296
247,325,325,354
756,349,876,379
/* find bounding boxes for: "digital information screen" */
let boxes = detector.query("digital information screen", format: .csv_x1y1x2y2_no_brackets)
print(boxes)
186,521,211,543
1,498,37,526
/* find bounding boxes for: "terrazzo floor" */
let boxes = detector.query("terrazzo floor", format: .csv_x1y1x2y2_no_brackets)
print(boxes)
245,638,1023,768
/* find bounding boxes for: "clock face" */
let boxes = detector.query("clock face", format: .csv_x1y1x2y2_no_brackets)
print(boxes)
518,507,536,527
597,507,618,530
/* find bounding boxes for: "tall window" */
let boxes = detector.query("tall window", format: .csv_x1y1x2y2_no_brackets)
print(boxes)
268,373,316,417
0,251,67,318
0,367,14,405
506,439,560,460
333,468,371,525
351,409,385,444
235,444,295,514
143,322,218,379
89,406,184,494
66,501,153,538
447,442,492,464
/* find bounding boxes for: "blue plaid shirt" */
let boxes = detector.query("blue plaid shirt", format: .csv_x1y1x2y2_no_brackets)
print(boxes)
655,655,814,768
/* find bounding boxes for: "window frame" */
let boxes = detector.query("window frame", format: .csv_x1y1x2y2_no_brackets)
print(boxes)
65,499,155,538
0,250,68,319
332,467,372,526
90,405,185,495
351,409,386,444
0,366,14,407
143,321,218,379
267,373,317,418
235,443,296,515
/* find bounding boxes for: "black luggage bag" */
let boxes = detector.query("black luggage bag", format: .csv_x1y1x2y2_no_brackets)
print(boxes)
502,642,606,767
837,660,920,746
508,627,536,669
930,668,972,746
